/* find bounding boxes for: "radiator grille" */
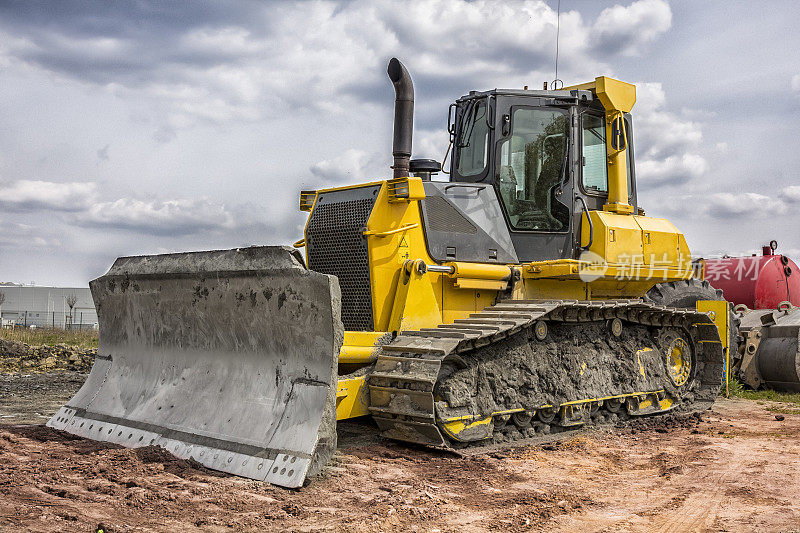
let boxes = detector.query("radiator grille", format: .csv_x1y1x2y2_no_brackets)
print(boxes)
306,193,376,331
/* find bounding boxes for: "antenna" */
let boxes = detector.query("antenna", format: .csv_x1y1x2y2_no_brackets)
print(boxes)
550,0,563,90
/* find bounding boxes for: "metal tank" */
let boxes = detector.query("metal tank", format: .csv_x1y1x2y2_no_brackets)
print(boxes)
708,241,800,391
703,240,800,309
737,305,800,392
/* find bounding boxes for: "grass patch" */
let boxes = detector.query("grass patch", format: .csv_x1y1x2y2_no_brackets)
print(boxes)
767,406,800,415
727,377,800,405
0,327,98,349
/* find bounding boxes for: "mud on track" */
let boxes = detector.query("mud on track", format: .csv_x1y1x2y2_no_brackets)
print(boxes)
1,373,800,532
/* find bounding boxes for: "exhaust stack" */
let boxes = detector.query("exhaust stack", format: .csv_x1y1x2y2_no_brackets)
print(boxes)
387,58,414,179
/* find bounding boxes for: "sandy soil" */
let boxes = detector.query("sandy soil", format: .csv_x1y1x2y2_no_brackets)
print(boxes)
1,373,799,532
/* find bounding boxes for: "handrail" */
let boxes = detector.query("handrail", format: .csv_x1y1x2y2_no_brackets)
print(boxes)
292,238,306,248
576,196,593,252
363,223,419,238
444,183,486,192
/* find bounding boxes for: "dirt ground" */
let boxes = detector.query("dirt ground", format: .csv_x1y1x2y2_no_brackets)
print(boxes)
0,372,88,424
1,373,799,532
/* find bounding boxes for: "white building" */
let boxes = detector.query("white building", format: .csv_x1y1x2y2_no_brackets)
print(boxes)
0,285,97,329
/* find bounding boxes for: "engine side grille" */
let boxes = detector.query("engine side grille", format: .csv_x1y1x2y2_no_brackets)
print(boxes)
306,188,378,331
424,196,478,234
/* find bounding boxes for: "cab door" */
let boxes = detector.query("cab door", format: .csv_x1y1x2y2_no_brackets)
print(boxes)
492,99,575,262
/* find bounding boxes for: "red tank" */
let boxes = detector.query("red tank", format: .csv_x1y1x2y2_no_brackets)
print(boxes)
703,241,800,309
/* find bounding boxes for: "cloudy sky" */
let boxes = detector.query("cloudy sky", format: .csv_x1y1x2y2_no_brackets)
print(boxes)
1,0,799,286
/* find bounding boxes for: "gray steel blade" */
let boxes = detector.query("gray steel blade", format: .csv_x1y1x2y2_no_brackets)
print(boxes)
47,246,342,488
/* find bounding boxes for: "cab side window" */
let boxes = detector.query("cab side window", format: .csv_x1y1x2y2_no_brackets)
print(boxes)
581,114,608,194
624,117,635,204
455,101,489,177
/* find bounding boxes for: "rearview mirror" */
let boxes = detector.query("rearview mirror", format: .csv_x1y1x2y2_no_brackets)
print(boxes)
610,116,626,151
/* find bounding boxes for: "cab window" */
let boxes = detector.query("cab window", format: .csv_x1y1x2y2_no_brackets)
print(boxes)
495,107,569,231
455,101,489,177
582,113,607,193
624,117,634,203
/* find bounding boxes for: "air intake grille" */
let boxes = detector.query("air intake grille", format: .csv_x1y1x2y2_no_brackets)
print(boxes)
306,191,377,331
424,196,478,234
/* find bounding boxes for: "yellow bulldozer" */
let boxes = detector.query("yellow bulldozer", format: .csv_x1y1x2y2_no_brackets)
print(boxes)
49,59,730,488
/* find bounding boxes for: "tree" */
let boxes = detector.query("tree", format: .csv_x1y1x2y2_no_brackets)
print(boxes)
0,291,5,326
66,293,78,330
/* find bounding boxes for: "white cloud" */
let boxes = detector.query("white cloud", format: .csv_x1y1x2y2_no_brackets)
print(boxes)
637,154,707,187
591,0,672,56
379,1,581,77
657,191,789,220
635,83,703,157
0,218,62,249
783,185,800,202
309,149,383,185
78,198,238,235
633,83,707,188
414,130,450,163
705,192,786,218
0,180,97,212
782,248,800,259
791,73,800,92
0,179,270,238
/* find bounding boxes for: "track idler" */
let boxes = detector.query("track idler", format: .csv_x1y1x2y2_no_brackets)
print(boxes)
48,246,343,488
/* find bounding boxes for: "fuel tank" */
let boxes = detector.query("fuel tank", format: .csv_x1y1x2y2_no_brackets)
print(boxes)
703,244,800,309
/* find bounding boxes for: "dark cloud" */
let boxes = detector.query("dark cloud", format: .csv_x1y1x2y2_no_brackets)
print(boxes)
19,0,800,286
0,1,285,106
0,2,262,38
0,1,638,120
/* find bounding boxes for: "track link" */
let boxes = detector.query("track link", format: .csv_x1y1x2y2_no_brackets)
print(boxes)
368,299,723,448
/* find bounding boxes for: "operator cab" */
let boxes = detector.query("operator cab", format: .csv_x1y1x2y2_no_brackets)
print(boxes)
427,88,637,263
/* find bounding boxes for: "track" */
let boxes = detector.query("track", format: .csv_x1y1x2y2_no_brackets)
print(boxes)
368,299,723,448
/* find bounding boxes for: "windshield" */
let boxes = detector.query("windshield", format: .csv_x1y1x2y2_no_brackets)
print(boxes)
455,100,489,177
496,107,569,231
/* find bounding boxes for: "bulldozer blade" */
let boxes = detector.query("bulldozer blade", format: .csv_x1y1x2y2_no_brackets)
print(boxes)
47,246,343,488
